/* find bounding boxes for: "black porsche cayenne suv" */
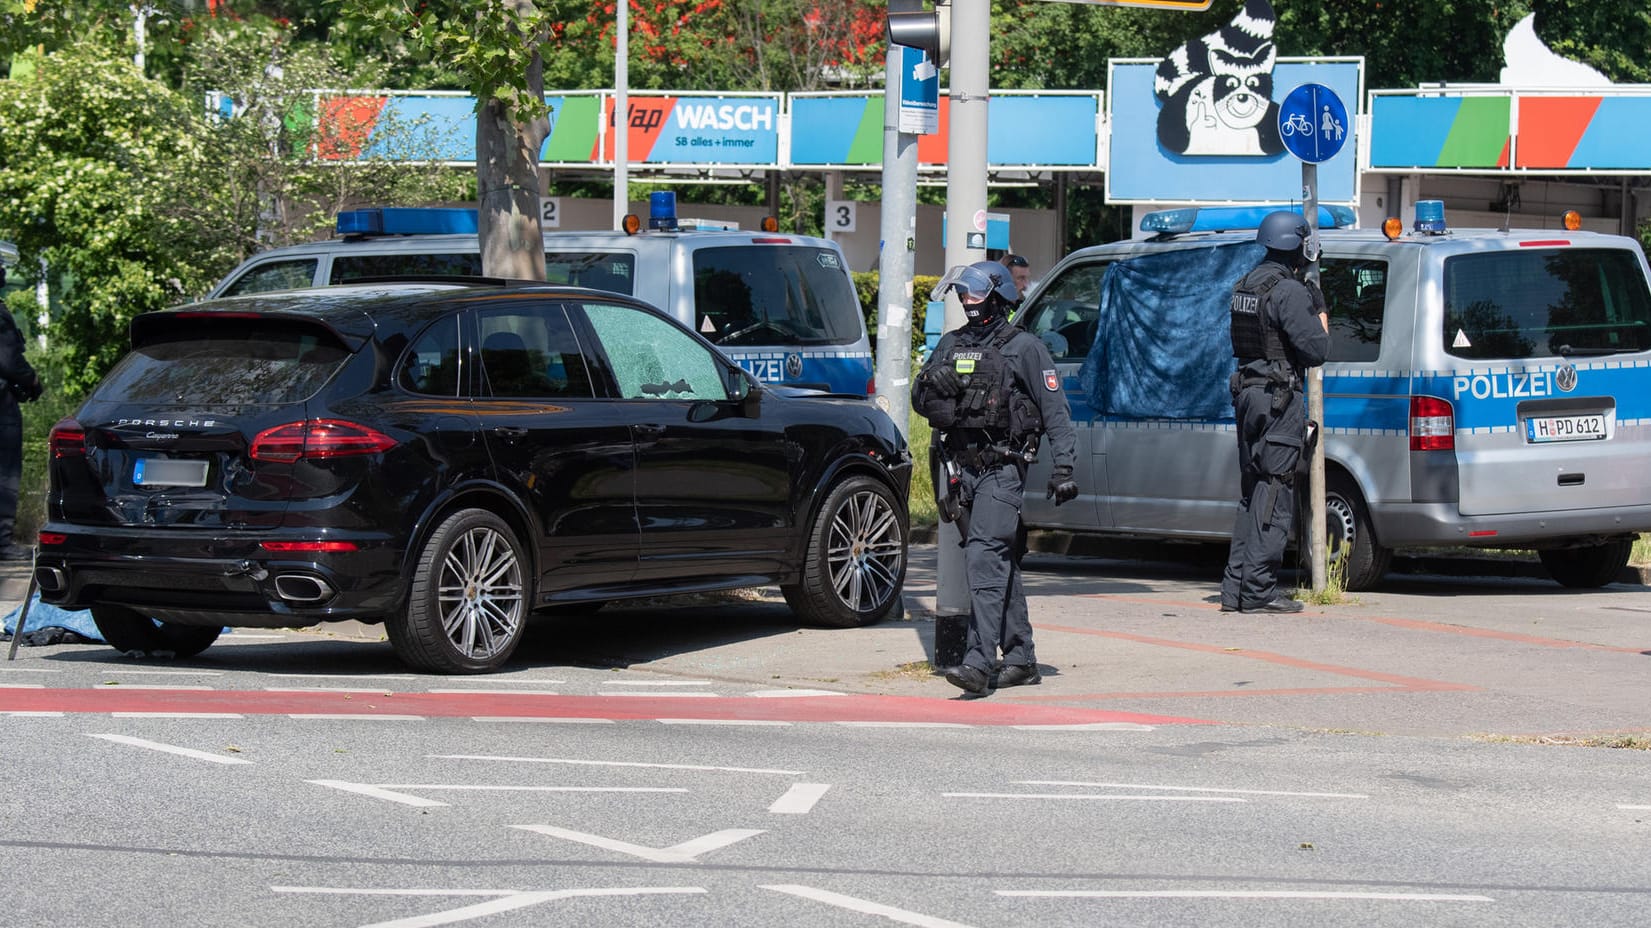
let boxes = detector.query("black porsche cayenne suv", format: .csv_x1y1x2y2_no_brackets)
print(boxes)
37,283,910,673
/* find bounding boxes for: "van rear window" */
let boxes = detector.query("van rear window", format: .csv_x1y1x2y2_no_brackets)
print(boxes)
97,320,349,406
330,253,482,283
692,245,862,346
1443,248,1651,360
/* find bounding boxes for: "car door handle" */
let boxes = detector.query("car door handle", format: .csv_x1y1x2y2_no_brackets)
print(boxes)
492,426,528,440
634,423,666,439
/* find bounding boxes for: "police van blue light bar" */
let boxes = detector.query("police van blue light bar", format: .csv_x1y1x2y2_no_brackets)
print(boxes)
1413,199,1448,234
336,208,478,236
1139,204,1357,235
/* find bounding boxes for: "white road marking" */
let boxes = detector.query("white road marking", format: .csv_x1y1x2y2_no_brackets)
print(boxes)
88,733,252,766
997,890,1493,902
470,717,614,724
95,684,215,691
515,824,764,864
2,711,63,716
837,721,970,728
596,691,719,698
1020,780,1370,799
769,783,831,815
1619,804,1651,810
602,680,712,686
657,718,789,726
308,780,448,808
0,683,44,688
747,689,847,697
945,792,1244,803
428,689,560,696
289,714,424,721
1012,722,1155,732
0,667,59,673
266,686,396,693
380,785,686,794
763,884,981,928
264,673,418,681
270,886,705,928
112,712,244,719
433,678,565,686
95,669,221,676
432,755,803,775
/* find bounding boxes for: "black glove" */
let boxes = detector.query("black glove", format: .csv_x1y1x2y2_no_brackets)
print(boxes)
9,374,41,403
1047,465,1078,506
924,363,963,398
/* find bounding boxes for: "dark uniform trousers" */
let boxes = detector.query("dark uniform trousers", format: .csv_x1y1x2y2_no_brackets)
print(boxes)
1221,380,1306,610
958,461,1035,674
0,396,20,550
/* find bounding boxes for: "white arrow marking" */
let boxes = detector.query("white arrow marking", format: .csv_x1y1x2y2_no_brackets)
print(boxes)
514,824,765,863
88,733,252,766
308,780,448,808
769,783,831,814
763,884,981,928
272,886,705,928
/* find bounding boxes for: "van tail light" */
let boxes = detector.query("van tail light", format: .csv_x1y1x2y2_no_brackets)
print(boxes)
250,419,398,463
50,418,86,458
866,375,876,396
1409,396,1455,451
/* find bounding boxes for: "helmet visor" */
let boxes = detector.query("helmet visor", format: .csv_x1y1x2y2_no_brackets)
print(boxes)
931,264,994,305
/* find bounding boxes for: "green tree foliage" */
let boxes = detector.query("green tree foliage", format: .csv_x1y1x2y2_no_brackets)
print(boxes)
1529,0,1651,83
0,44,238,396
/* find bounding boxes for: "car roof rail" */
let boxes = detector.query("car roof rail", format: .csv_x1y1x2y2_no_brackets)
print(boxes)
332,275,534,289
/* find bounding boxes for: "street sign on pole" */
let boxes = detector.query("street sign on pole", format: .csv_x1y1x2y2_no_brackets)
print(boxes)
1277,82,1350,165
897,46,940,136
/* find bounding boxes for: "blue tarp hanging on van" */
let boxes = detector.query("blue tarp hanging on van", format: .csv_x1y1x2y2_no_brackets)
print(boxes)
1078,242,1263,420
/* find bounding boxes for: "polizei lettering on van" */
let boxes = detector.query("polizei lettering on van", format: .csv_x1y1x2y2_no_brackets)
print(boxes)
1452,369,1557,401
673,103,774,132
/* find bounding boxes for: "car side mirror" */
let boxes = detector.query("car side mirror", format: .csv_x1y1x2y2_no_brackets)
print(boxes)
729,366,761,415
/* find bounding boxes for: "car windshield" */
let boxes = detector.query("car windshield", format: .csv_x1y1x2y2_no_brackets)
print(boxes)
1443,248,1651,360
692,245,862,347
95,318,350,406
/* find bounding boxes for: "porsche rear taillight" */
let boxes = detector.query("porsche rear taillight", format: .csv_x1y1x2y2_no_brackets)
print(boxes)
249,419,397,463
49,418,86,458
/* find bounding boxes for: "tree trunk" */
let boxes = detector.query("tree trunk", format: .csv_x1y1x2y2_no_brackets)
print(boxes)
476,46,550,280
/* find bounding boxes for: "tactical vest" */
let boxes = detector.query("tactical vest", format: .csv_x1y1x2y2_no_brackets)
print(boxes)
1230,265,1291,362
947,322,1021,433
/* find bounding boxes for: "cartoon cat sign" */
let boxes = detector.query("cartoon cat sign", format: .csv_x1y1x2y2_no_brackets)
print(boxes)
1153,0,1284,157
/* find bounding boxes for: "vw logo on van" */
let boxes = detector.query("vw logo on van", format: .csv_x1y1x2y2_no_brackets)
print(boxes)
785,352,804,379
1555,364,1578,393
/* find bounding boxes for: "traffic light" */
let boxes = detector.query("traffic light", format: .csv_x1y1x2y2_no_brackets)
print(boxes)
886,0,949,67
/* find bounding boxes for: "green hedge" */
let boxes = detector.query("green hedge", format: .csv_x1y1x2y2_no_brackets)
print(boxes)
852,271,941,360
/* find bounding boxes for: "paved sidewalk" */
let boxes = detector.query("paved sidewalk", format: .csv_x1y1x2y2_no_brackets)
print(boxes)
7,545,1650,741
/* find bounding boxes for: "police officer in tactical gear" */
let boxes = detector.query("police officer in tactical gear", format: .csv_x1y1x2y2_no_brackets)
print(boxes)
1220,211,1330,613
912,260,1077,695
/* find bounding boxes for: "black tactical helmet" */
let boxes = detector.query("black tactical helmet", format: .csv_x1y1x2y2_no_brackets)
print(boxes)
1256,210,1309,251
932,260,1019,323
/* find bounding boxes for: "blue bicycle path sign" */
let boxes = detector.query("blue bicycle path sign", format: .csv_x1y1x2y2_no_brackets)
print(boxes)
1277,83,1349,164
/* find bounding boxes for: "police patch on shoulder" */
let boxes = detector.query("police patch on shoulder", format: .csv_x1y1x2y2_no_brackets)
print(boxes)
1043,370,1059,391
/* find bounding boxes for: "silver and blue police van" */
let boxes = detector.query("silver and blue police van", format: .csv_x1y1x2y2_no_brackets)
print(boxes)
208,196,875,395
1015,202,1651,590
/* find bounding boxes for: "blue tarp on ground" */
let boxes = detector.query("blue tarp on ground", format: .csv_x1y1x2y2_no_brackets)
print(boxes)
1078,241,1263,420
3,595,103,642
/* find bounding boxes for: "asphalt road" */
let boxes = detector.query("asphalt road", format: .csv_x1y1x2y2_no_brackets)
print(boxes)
3,545,1649,927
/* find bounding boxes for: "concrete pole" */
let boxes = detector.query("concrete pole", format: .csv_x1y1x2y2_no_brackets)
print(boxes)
935,0,990,620
875,54,918,440
613,0,629,230
1302,164,1327,592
